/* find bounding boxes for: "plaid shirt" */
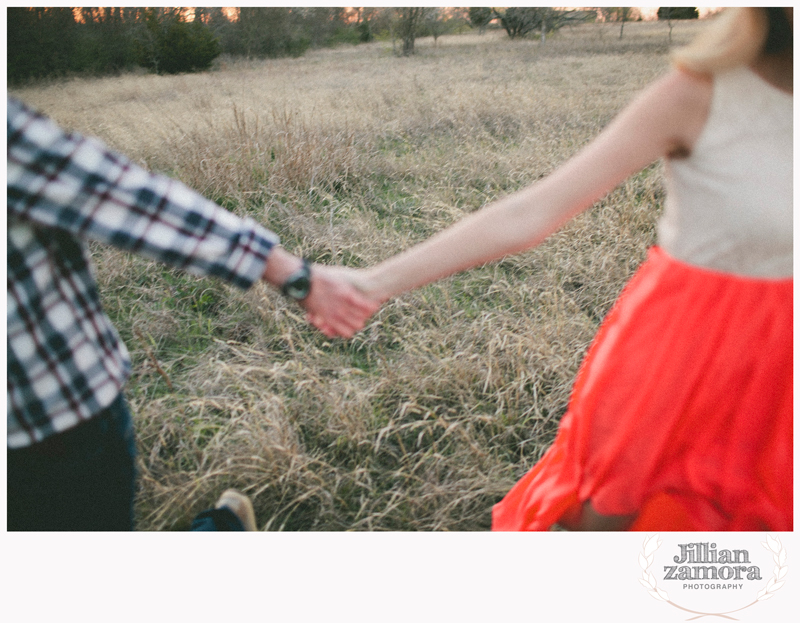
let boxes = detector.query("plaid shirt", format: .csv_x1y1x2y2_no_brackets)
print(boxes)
7,97,279,448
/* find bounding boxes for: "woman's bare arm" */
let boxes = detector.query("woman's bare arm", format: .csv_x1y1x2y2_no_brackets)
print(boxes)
353,68,711,303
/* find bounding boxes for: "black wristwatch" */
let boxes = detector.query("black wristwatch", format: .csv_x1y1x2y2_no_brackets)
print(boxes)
280,259,312,301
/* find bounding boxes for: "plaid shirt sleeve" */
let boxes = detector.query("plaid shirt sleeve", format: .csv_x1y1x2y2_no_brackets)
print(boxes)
7,96,279,289
7,96,280,448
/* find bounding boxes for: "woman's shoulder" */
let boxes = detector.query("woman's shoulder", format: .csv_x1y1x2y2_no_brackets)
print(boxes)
662,66,714,105
644,68,713,159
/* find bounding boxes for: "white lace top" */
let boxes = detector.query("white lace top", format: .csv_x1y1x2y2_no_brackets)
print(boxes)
658,67,792,278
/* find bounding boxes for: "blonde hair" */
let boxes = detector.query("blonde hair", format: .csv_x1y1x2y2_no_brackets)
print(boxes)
672,8,769,74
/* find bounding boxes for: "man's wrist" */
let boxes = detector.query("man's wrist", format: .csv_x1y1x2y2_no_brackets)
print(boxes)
262,246,306,288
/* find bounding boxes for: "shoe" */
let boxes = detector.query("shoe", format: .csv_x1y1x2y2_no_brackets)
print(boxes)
215,489,257,531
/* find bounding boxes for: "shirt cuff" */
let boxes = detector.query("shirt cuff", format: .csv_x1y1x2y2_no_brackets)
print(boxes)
219,217,280,290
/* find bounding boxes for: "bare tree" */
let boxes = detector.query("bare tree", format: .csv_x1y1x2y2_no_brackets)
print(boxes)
425,7,445,47
393,7,428,56
657,7,700,44
493,7,541,39
599,7,639,39
664,7,674,44
619,7,632,39
468,7,493,35
494,7,593,42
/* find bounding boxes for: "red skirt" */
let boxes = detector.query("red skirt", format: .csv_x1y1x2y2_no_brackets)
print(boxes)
492,247,793,531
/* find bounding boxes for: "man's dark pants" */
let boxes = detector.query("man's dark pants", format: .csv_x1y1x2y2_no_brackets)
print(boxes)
7,394,246,531
8,394,137,531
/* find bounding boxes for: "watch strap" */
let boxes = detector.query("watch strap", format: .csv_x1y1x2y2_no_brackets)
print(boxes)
280,258,312,300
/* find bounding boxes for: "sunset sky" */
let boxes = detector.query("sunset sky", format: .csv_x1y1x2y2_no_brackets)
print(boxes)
75,7,723,24
214,7,724,23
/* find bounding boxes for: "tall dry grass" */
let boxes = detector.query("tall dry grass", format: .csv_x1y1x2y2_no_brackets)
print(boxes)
11,21,704,530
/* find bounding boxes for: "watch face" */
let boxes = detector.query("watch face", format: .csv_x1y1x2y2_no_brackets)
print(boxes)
281,260,312,301
286,274,311,299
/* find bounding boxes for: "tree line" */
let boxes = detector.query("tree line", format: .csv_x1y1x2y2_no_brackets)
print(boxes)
7,8,336,83
7,7,701,84
8,7,471,83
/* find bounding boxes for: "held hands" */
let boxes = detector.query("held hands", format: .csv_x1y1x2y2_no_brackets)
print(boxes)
262,246,381,338
302,264,380,338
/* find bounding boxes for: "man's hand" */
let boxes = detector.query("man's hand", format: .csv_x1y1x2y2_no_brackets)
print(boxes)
302,264,380,338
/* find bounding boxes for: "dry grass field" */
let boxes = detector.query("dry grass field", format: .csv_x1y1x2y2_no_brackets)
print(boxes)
10,20,706,530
